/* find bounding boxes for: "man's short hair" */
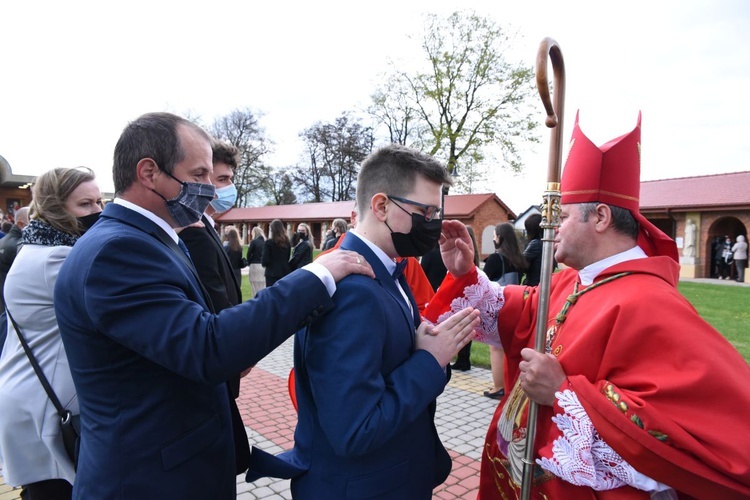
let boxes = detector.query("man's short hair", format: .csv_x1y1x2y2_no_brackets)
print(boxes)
579,202,639,240
113,112,211,195
355,144,452,216
212,140,240,170
1,222,11,233
332,218,348,234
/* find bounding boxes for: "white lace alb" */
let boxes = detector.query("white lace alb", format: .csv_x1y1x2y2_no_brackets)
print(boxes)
435,269,504,348
539,390,674,494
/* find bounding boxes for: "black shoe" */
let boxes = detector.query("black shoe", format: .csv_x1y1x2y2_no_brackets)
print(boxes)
450,362,471,372
483,389,505,400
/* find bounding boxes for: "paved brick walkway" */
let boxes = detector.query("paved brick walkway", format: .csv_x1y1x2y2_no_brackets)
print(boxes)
1,338,497,499
236,338,495,499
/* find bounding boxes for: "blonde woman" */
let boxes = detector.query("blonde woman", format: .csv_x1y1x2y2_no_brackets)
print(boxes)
0,167,102,498
289,222,314,270
247,226,266,296
223,227,244,287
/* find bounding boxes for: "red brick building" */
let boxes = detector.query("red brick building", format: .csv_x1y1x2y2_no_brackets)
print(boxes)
640,171,750,281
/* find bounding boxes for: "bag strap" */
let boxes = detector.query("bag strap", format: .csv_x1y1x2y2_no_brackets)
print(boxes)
6,307,69,419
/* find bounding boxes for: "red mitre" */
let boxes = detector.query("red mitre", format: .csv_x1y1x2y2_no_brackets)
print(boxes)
560,112,678,261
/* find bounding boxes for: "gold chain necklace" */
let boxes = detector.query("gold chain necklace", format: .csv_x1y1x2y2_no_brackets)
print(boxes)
545,272,631,354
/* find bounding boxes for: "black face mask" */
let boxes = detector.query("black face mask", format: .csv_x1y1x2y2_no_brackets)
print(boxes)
77,212,101,233
387,213,442,257
297,232,308,241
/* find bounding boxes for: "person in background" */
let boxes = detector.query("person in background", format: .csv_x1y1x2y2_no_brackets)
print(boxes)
321,229,335,251
224,226,244,287
481,222,527,399
710,235,723,278
522,213,543,286
718,235,733,280
246,226,266,296
425,113,750,498
246,143,479,498
732,234,747,282
323,218,348,251
0,206,30,311
53,112,373,499
262,219,292,287
290,222,314,270
0,167,102,499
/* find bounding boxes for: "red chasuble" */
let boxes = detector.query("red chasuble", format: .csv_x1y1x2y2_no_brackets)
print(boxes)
425,257,750,499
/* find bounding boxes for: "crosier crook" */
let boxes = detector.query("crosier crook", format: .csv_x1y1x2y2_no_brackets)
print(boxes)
520,37,566,500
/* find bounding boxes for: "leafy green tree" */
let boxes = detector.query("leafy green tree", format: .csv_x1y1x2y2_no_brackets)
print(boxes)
370,11,539,192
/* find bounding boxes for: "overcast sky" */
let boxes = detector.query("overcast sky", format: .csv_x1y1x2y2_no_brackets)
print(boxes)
1,0,748,214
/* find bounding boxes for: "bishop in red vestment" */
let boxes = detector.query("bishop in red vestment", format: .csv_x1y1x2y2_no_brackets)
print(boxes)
425,113,750,499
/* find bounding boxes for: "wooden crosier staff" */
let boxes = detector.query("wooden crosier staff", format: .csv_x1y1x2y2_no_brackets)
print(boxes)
520,37,566,500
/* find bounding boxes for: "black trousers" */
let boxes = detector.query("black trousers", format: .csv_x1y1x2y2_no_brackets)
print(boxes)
21,479,72,500
454,341,472,367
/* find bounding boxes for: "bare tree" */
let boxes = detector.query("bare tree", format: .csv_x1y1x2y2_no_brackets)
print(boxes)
293,113,374,202
370,11,539,193
291,136,328,203
265,169,297,205
369,79,415,145
209,108,272,206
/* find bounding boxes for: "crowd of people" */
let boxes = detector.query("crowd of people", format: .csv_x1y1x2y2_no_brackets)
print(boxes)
0,110,748,500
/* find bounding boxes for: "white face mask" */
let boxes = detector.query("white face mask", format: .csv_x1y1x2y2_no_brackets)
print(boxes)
209,184,238,213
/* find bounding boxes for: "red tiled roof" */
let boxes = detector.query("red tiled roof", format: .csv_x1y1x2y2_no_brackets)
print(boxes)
640,171,750,210
219,200,356,223
444,193,516,218
216,193,516,223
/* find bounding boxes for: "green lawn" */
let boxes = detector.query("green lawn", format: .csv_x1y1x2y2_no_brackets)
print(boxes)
678,281,749,360
240,273,750,367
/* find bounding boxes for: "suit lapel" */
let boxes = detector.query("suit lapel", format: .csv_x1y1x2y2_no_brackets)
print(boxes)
339,233,415,339
101,204,215,311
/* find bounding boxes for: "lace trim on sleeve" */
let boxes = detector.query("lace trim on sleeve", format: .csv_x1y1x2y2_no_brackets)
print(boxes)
538,389,673,494
435,269,504,348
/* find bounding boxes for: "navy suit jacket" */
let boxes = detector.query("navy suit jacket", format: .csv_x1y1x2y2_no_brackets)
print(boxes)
54,203,334,499
180,215,249,473
247,232,451,499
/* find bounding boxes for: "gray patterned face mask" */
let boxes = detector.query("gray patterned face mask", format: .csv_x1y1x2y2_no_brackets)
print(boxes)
152,170,216,227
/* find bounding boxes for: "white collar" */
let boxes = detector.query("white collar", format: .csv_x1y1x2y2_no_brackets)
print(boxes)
113,197,179,244
578,246,647,286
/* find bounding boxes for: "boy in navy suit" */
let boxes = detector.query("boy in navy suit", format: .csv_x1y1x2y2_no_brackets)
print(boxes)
247,144,480,498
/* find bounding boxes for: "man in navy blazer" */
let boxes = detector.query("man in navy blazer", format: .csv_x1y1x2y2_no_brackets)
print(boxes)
246,144,480,499
54,112,373,499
